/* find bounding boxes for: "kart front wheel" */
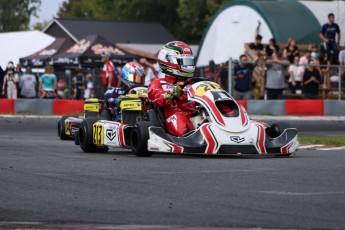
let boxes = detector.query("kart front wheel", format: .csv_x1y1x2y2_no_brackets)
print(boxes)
79,117,109,153
131,121,152,157
58,116,70,140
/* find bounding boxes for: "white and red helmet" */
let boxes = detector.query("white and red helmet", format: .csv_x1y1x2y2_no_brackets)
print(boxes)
157,41,195,78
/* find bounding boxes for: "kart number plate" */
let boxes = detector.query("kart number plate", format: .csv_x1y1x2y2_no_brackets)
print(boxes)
93,122,104,145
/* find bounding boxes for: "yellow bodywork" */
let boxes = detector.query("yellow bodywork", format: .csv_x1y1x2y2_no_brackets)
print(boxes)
119,94,142,111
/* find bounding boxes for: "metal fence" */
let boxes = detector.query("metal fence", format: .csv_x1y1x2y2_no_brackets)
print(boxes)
196,60,345,100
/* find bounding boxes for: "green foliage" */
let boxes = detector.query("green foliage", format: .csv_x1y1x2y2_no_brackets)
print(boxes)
32,20,49,31
0,0,41,32
57,0,229,43
299,135,345,147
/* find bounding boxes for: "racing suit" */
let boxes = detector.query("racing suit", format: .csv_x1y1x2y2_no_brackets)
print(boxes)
148,75,195,137
104,86,127,121
2,72,19,99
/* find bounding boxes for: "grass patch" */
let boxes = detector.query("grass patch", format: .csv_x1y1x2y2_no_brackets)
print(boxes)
299,135,345,146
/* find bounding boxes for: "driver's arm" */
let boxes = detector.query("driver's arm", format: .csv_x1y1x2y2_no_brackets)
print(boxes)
148,79,171,107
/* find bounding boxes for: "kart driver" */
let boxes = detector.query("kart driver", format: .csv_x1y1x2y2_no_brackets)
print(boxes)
148,41,196,137
104,62,145,121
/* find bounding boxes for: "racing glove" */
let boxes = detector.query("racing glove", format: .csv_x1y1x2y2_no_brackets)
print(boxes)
165,85,183,101
114,95,124,106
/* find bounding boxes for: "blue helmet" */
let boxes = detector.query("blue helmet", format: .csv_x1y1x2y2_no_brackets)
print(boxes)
121,62,145,87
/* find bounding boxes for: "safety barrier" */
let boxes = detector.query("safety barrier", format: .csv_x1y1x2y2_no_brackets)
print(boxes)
0,99,344,116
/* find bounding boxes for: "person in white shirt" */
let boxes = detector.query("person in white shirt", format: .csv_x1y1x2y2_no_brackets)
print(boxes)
20,67,37,98
139,58,158,86
299,50,311,67
83,74,94,99
288,56,304,94
2,62,19,99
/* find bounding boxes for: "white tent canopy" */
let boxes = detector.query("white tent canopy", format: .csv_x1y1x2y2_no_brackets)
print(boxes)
0,30,54,68
196,0,345,67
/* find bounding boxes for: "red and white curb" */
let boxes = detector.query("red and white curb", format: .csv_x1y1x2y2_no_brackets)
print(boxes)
299,144,345,151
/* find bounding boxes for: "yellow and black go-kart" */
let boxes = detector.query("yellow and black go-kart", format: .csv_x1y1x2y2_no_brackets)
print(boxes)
57,86,149,142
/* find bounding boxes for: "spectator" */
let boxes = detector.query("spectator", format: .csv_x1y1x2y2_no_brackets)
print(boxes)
139,58,157,86
84,73,94,99
39,65,57,98
204,60,217,82
319,52,331,89
216,61,228,90
299,50,311,66
303,59,321,99
0,65,4,98
249,34,264,51
265,53,289,99
283,37,299,63
253,50,267,99
339,44,345,66
288,56,304,94
233,54,254,99
101,51,120,89
71,68,85,100
311,44,321,61
153,62,165,79
265,38,280,58
20,67,37,98
57,79,67,98
320,13,341,64
339,44,345,78
2,62,19,99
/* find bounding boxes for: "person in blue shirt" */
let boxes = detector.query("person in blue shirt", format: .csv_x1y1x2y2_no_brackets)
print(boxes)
320,13,341,64
233,54,254,100
39,65,57,98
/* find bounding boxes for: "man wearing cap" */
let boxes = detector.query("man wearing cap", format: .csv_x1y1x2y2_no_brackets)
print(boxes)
101,51,120,90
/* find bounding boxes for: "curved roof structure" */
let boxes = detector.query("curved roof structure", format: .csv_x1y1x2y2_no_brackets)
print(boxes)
196,0,344,66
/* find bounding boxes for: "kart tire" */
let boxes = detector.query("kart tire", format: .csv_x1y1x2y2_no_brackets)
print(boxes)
58,116,70,140
74,130,80,145
79,117,109,153
131,121,152,157
267,123,282,138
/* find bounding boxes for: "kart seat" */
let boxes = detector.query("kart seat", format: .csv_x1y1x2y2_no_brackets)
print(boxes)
149,109,165,129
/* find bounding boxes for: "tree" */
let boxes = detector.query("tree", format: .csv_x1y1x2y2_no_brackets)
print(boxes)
57,0,228,44
0,0,41,32
32,20,49,31
177,0,229,43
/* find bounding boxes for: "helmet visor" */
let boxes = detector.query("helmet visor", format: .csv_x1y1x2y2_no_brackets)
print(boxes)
176,57,194,66
127,73,144,84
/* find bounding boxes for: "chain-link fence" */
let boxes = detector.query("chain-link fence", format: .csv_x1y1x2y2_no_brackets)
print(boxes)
196,60,345,100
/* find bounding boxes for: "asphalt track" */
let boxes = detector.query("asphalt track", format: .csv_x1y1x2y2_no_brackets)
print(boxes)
0,116,345,229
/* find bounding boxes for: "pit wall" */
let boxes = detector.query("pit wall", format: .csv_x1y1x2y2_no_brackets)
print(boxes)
0,99,344,116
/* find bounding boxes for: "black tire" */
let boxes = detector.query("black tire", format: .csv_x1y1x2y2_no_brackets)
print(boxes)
131,121,152,157
74,130,80,145
79,117,109,153
58,116,70,140
266,123,282,138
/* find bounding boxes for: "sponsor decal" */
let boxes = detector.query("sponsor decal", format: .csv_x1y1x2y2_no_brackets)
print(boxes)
106,129,116,141
230,136,245,143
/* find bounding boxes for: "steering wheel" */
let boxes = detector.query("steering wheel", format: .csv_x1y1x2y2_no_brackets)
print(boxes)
180,77,207,89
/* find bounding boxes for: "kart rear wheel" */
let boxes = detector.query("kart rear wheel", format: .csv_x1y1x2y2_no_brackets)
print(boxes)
74,130,80,145
79,117,109,153
58,116,70,140
131,121,152,157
